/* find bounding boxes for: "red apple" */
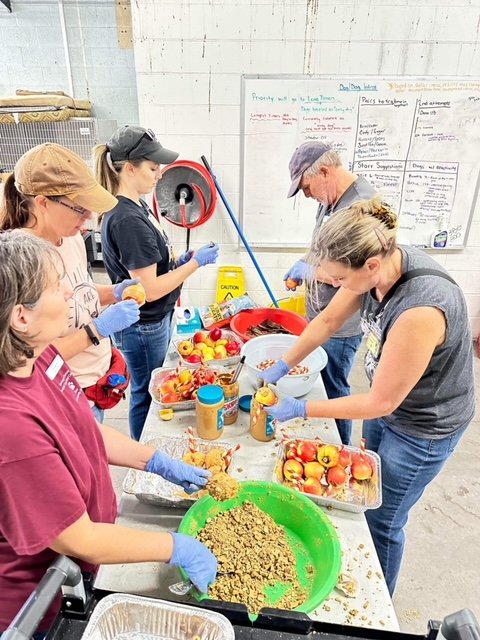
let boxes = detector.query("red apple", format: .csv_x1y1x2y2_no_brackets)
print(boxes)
226,339,241,355
283,459,304,481
297,440,318,463
304,461,325,480
186,354,202,364
286,441,299,459
193,331,208,344
303,478,325,496
327,465,348,487
209,327,222,341
351,456,373,481
337,447,352,469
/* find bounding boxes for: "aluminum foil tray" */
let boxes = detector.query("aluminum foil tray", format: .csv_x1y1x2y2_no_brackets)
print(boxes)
272,438,382,514
81,593,235,640
123,434,237,508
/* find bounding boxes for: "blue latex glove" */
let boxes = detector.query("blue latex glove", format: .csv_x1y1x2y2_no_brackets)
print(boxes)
283,259,315,289
265,396,307,422
170,532,217,593
261,359,290,384
192,243,220,267
92,300,140,338
175,249,194,268
113,278,140,302
146,450,211,494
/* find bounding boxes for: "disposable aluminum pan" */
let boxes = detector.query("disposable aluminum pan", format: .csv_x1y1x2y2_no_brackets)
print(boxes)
272,439,382,514
81,593,235,640
123,434,238,508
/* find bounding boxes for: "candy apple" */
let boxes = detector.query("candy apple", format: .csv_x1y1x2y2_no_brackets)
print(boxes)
121,282,146,305
226,340,241,355
351,455,373,481
327,465,348,487
297,440,318,463
317,444,340,469
193,331,208,344
283,459,304,481
186,354,202,364
178,340,194,357
160,379,177,395
209,327,222,341
303,478,325,496
214,345,228,359
162,391,179,404
304,461,325,480
285,441,299,459
254,386,277,407
337,447,352,469
178,369,193,384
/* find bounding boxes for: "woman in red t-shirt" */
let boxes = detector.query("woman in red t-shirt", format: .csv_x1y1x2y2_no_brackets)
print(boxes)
0,232,217,634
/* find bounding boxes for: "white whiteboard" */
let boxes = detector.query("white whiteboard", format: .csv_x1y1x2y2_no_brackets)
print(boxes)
240,76,480,248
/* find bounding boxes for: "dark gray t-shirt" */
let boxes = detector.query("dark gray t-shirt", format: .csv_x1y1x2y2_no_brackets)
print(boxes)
307,175,376,336
361,245,475,438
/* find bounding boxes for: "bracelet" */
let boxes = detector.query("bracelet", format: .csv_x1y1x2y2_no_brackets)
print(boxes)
83,323,100,346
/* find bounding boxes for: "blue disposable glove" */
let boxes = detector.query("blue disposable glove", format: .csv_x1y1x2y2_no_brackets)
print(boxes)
146,450,211,494
92,300,140,338
175,249,194,268
261,359,290,384
113,278,140,302
192,243,220,267
265,396,307,422
283,259,315,289
169,532,217,593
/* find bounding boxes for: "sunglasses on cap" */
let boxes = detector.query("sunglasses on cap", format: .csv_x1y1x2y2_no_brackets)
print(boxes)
126,128,156,159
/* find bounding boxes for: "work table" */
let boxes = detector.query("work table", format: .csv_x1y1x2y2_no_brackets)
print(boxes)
95,340,399,631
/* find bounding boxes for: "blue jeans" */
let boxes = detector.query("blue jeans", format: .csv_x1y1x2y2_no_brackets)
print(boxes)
90,403,105,423
321,334,363,445
114,313,173,441
363,417,468,595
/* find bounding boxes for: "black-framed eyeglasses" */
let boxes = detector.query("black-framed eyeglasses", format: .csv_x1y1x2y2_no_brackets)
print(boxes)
126,128,156,159
47,196,91,218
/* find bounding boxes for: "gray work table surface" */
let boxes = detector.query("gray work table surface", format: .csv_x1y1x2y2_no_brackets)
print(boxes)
96,344,399,631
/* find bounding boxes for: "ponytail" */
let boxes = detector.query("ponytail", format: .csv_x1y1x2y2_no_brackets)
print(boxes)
0,174,35,231
93,144,122,202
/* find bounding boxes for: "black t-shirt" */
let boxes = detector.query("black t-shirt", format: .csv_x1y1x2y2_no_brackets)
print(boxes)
101,196,181,323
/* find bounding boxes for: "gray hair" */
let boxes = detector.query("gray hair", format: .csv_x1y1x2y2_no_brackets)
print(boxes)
0,231,62,375
303,149,342,178
307,197,399,270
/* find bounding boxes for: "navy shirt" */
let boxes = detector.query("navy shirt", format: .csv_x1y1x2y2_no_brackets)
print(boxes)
101,196,181,323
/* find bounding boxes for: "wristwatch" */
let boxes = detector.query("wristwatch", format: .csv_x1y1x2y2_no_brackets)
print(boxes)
83,323,100,346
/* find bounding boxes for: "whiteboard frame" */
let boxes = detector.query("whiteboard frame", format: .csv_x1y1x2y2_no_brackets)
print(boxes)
239,74,480,251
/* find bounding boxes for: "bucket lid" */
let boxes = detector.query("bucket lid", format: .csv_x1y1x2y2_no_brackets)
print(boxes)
197,384,224,405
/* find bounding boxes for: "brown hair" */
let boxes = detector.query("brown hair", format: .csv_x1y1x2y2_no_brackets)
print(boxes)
93,143,143,202
308,196,399,269
0,231,61,375
0,173,36,230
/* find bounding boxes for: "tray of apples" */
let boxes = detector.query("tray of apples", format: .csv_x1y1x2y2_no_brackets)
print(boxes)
149,364,227,410
174,327,243,367
273,438,382,513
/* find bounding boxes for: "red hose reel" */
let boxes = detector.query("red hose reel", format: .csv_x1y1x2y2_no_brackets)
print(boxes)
153,160,217,229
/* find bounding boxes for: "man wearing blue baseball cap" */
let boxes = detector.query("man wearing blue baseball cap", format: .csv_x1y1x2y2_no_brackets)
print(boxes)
284,141,376,445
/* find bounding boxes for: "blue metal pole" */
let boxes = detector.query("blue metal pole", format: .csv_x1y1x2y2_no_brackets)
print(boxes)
201,156,279,308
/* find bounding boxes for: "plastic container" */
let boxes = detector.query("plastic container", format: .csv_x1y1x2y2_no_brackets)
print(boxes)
149,365,226,411
217,372,239,425
273,438,382,513
196,384,225,440
250,396,276,441
241,334,328,398
272,294,307,317
230,308,308,342
178,481,341,618
173,328,244,368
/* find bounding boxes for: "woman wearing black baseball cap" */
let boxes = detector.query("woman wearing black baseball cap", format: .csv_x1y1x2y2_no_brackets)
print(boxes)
94,126,220,440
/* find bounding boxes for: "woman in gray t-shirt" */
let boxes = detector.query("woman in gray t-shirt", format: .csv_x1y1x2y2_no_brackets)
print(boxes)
261,197,475,595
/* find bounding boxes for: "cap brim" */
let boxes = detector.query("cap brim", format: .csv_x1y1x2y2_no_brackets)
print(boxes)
69,183,118,214
145,146,179,165
287,175,302,198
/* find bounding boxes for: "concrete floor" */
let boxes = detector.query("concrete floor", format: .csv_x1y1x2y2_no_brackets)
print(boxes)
101,285,480,632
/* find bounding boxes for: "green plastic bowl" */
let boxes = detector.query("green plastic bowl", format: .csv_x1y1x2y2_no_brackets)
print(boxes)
177,481,341,617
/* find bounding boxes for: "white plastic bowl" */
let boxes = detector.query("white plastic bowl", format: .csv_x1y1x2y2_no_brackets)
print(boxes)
240,334,328,398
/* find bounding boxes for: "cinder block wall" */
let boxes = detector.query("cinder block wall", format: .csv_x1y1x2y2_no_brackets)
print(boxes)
0,1,138,126
131,0,480,336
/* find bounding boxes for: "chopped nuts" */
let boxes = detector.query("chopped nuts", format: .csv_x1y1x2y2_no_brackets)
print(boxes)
206,472,240,501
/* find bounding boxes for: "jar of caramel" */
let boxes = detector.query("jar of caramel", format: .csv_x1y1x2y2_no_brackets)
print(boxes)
196,384,225,440
217,373,239,425
249,387,277,442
